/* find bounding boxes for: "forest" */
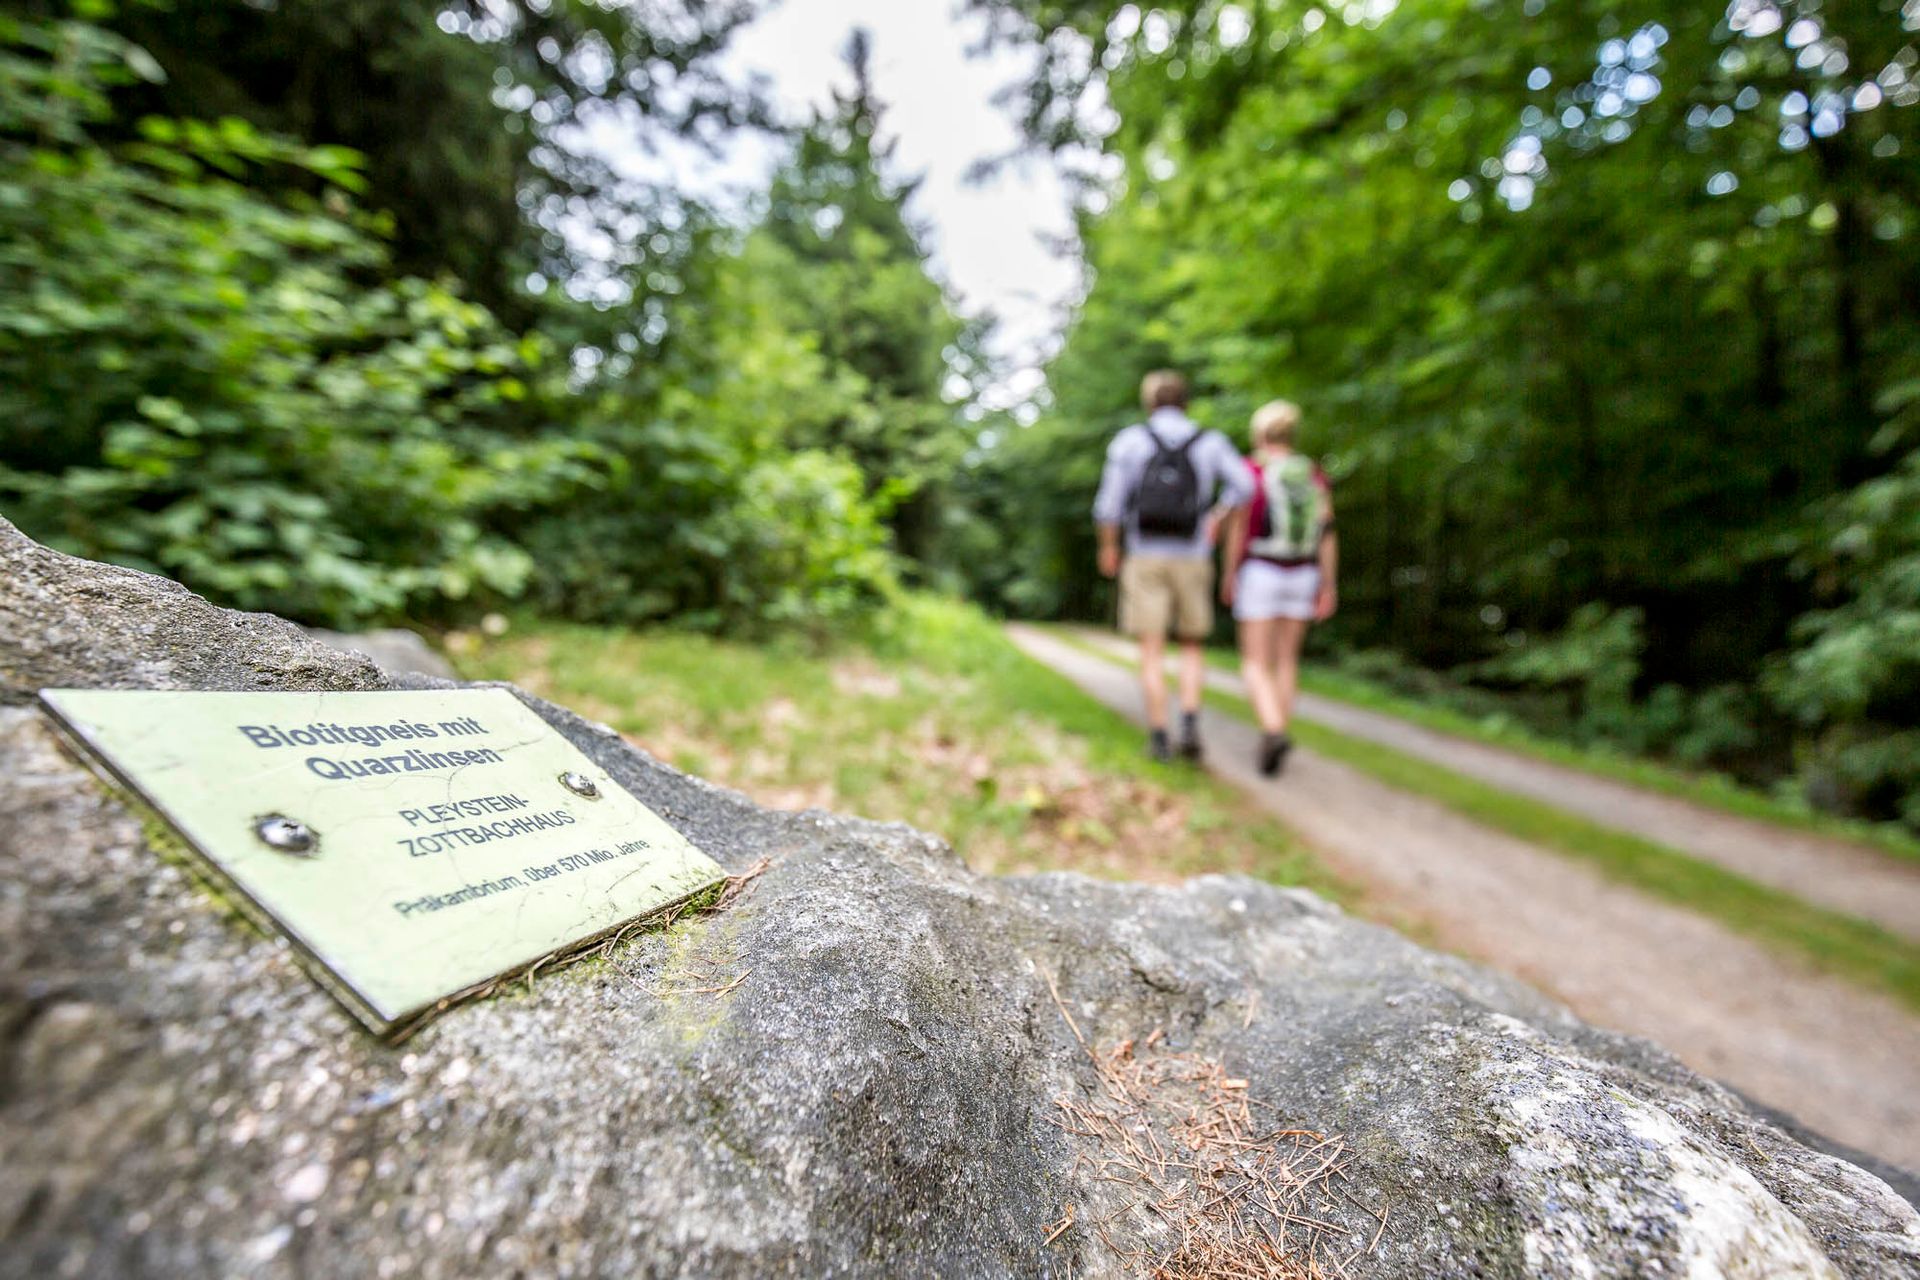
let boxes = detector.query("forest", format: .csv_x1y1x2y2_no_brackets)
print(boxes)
2,0,1917,831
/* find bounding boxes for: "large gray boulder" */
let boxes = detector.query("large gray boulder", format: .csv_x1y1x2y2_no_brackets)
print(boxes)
2,516,1916,1279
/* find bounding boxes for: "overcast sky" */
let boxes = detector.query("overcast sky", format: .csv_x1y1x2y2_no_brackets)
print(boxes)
581,0,1083,410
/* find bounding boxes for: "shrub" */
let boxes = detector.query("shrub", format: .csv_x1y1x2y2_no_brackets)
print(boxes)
0,16,590,626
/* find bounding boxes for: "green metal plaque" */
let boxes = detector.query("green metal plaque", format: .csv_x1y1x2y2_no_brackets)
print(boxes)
40,687,725,1036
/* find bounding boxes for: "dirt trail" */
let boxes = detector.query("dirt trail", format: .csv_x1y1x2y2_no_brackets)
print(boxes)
1009,623,1920,1173
1071,627,1920,941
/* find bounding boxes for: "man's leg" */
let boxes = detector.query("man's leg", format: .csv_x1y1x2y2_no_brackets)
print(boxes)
1140,626,1175,763
1138,630,1170,732
1176,639,1207,753
1122,557,1174,758
1167,557,1214,759
1178,639,1207,715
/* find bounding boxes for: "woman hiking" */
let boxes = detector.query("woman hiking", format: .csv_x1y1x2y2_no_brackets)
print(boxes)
1220,399,1339,776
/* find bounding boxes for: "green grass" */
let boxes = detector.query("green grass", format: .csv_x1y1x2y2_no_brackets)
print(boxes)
453,597,1346,904
1178,634,1920,864
1168,673,1920,1012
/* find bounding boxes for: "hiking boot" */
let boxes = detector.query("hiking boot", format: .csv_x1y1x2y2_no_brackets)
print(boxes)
1177,711,1202,762
1148,729,1173,763
1258,732,1292,777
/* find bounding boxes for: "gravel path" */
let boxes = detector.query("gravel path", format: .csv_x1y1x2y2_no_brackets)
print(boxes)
1070,627,1920,940
1010,624,1920,1173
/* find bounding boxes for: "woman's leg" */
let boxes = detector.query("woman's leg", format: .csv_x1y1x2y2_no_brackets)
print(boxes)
1273,617,1310,731
1237,618,1285,734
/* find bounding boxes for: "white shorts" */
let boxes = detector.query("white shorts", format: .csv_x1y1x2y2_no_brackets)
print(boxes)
1234,560,1320,621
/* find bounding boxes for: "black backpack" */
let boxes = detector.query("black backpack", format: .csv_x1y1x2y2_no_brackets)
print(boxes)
1131,427,1207,537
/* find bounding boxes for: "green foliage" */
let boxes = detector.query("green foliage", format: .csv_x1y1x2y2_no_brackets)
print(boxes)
510,30,971,634
720,451,898,630
90,0,761,309
748,31,975,567
507,106,937,636
1474,603,1645,737
0,6,965,637
0,11,593,625
971,0,1920,827
1779,391,1920,721
517,435,898,637
1773,378,1920,819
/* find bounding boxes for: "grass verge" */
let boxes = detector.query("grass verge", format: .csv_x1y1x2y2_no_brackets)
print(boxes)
1169,636,1920,864
450,597,1346,904
1158,667,1920,1012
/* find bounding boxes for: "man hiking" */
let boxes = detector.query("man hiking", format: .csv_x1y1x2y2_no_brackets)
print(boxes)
1093,370,1252,762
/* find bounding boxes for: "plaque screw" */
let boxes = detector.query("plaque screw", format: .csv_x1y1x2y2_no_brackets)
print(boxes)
255,814,316,855
559,771,601,800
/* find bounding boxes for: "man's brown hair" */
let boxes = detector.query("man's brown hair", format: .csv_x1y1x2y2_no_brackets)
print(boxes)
1140,369,1189,411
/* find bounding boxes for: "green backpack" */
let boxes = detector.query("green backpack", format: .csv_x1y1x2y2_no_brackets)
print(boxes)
1247,454,1329,562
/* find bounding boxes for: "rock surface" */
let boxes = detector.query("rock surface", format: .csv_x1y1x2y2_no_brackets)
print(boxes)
0,522,385,704
304,628,458,682
2,516,1917,1279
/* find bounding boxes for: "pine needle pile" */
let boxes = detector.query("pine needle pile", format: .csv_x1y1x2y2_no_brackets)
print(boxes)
1044,979,1387,1277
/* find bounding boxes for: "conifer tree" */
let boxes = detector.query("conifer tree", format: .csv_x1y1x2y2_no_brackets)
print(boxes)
752,29,974,566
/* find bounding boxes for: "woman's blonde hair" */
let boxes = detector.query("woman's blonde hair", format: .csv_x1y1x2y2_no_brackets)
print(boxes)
1251,399,1301,447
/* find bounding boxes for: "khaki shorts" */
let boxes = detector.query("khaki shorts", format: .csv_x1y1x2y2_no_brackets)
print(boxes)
1119,555,1214,641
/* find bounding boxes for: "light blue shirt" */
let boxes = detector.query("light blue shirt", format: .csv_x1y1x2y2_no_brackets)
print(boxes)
1092,408,1253,560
